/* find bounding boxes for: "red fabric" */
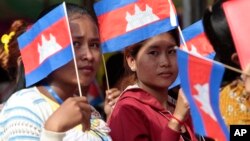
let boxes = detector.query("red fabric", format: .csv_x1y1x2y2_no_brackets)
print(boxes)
108,88,196,141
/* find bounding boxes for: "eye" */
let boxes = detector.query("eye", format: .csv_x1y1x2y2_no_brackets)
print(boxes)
168,47,177,55
89,42,100,49
73,41,81,48
148,50,159,56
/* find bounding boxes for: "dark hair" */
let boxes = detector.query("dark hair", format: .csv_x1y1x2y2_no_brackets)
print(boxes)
105,52,125,88
38,3,97,24
119,29,179,90
203,0,240,84
0,20,29,101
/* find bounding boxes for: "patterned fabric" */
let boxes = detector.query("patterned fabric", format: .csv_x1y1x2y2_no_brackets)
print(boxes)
0,87,111,141
220,78,250,127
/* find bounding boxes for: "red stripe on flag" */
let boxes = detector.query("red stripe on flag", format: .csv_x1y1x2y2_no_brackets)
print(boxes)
98,0,172,42
21,17,71,74
189,56,226,140
184,33,214,56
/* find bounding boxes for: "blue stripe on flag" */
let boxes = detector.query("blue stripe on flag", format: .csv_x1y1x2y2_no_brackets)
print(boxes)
18,4,66,49
210,62,229,140
177,49,206,135
101,18,176,53
182,20,204,42
94,0,137,16
25,45,72,86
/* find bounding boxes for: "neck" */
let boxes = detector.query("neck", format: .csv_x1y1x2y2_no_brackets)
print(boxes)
37,80,80,103
137,82,168,109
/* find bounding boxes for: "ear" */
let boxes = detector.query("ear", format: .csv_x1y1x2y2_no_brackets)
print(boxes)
126,55,136,72
231,53,240,65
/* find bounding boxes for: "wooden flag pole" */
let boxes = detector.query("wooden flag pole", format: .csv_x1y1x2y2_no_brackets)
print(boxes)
102,54,110,90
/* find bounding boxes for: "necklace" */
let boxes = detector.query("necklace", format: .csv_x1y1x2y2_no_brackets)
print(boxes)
43,84,63,104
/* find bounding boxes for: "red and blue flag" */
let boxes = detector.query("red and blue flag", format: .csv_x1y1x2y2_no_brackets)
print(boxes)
94,0,178,53
18,3,73,87
177,49,229,141
170,20,215,89
180,20,215,59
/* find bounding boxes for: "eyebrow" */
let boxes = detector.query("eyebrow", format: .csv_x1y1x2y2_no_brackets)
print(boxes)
90,38,100,42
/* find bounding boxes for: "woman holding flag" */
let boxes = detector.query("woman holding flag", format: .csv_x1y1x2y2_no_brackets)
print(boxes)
0,3,111,141
93,0,197,140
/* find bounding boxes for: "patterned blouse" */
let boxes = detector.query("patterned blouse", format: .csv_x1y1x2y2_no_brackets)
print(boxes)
220,78,250,127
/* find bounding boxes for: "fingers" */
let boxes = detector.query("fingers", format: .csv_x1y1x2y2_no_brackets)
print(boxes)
243,64,250,94
173,88,190,121
66,97,91,131
178,89,189,108
106,88,121,101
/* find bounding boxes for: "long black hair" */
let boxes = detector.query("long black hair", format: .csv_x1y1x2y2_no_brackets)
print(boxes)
203,0,240,85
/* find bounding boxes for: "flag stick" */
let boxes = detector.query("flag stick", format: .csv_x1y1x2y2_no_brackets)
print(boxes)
102,54,110,90
63,2,83,97
175,47,250,77
223,63,250,77
177,26,188,50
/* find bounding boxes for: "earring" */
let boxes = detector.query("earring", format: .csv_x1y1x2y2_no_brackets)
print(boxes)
130,66,135,71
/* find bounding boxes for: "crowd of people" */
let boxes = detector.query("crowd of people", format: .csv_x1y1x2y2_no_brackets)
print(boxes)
0,0,250,141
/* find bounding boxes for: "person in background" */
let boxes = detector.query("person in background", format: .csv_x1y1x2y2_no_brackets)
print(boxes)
108,28,197,141
0,20,27,110
0,3,111,141
203,0,250,127
102,52,125,120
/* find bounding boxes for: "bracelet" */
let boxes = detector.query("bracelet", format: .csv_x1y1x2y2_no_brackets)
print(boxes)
171,115,184,125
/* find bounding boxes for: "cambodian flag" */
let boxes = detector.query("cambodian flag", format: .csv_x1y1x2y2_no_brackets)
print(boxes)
94,0,178,53
223,0,250,69
180,20,215,59
18,3,73,87
177,49,229,141
169,20,215,89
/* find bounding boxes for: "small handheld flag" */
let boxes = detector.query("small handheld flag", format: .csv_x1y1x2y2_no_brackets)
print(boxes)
223,0,250,70
18,3,73,87
169,20,215,89
177,49,229,141
94,0,178,53
180,20,215,59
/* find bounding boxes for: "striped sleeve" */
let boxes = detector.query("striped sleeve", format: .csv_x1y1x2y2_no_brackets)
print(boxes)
0,88,50,141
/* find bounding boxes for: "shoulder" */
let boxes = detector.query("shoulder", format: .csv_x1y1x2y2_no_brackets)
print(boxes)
116,90,147,111
3,87,48,109
110,90,150,122
0,87,51,124
0,87,51,140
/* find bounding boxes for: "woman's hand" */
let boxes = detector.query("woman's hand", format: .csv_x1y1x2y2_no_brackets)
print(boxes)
44,96,91,132
104,88,121,120
168,89,190,131
243,64,250,95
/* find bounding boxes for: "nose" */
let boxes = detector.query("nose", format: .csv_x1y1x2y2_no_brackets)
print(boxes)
80,45,94,61
160,54,170,67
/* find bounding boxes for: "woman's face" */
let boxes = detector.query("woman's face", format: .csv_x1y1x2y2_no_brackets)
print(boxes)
50,15,101,87
127,32,178,91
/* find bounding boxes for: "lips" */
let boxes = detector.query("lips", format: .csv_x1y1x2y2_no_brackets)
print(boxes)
78,65,94,73
158,72,173,77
